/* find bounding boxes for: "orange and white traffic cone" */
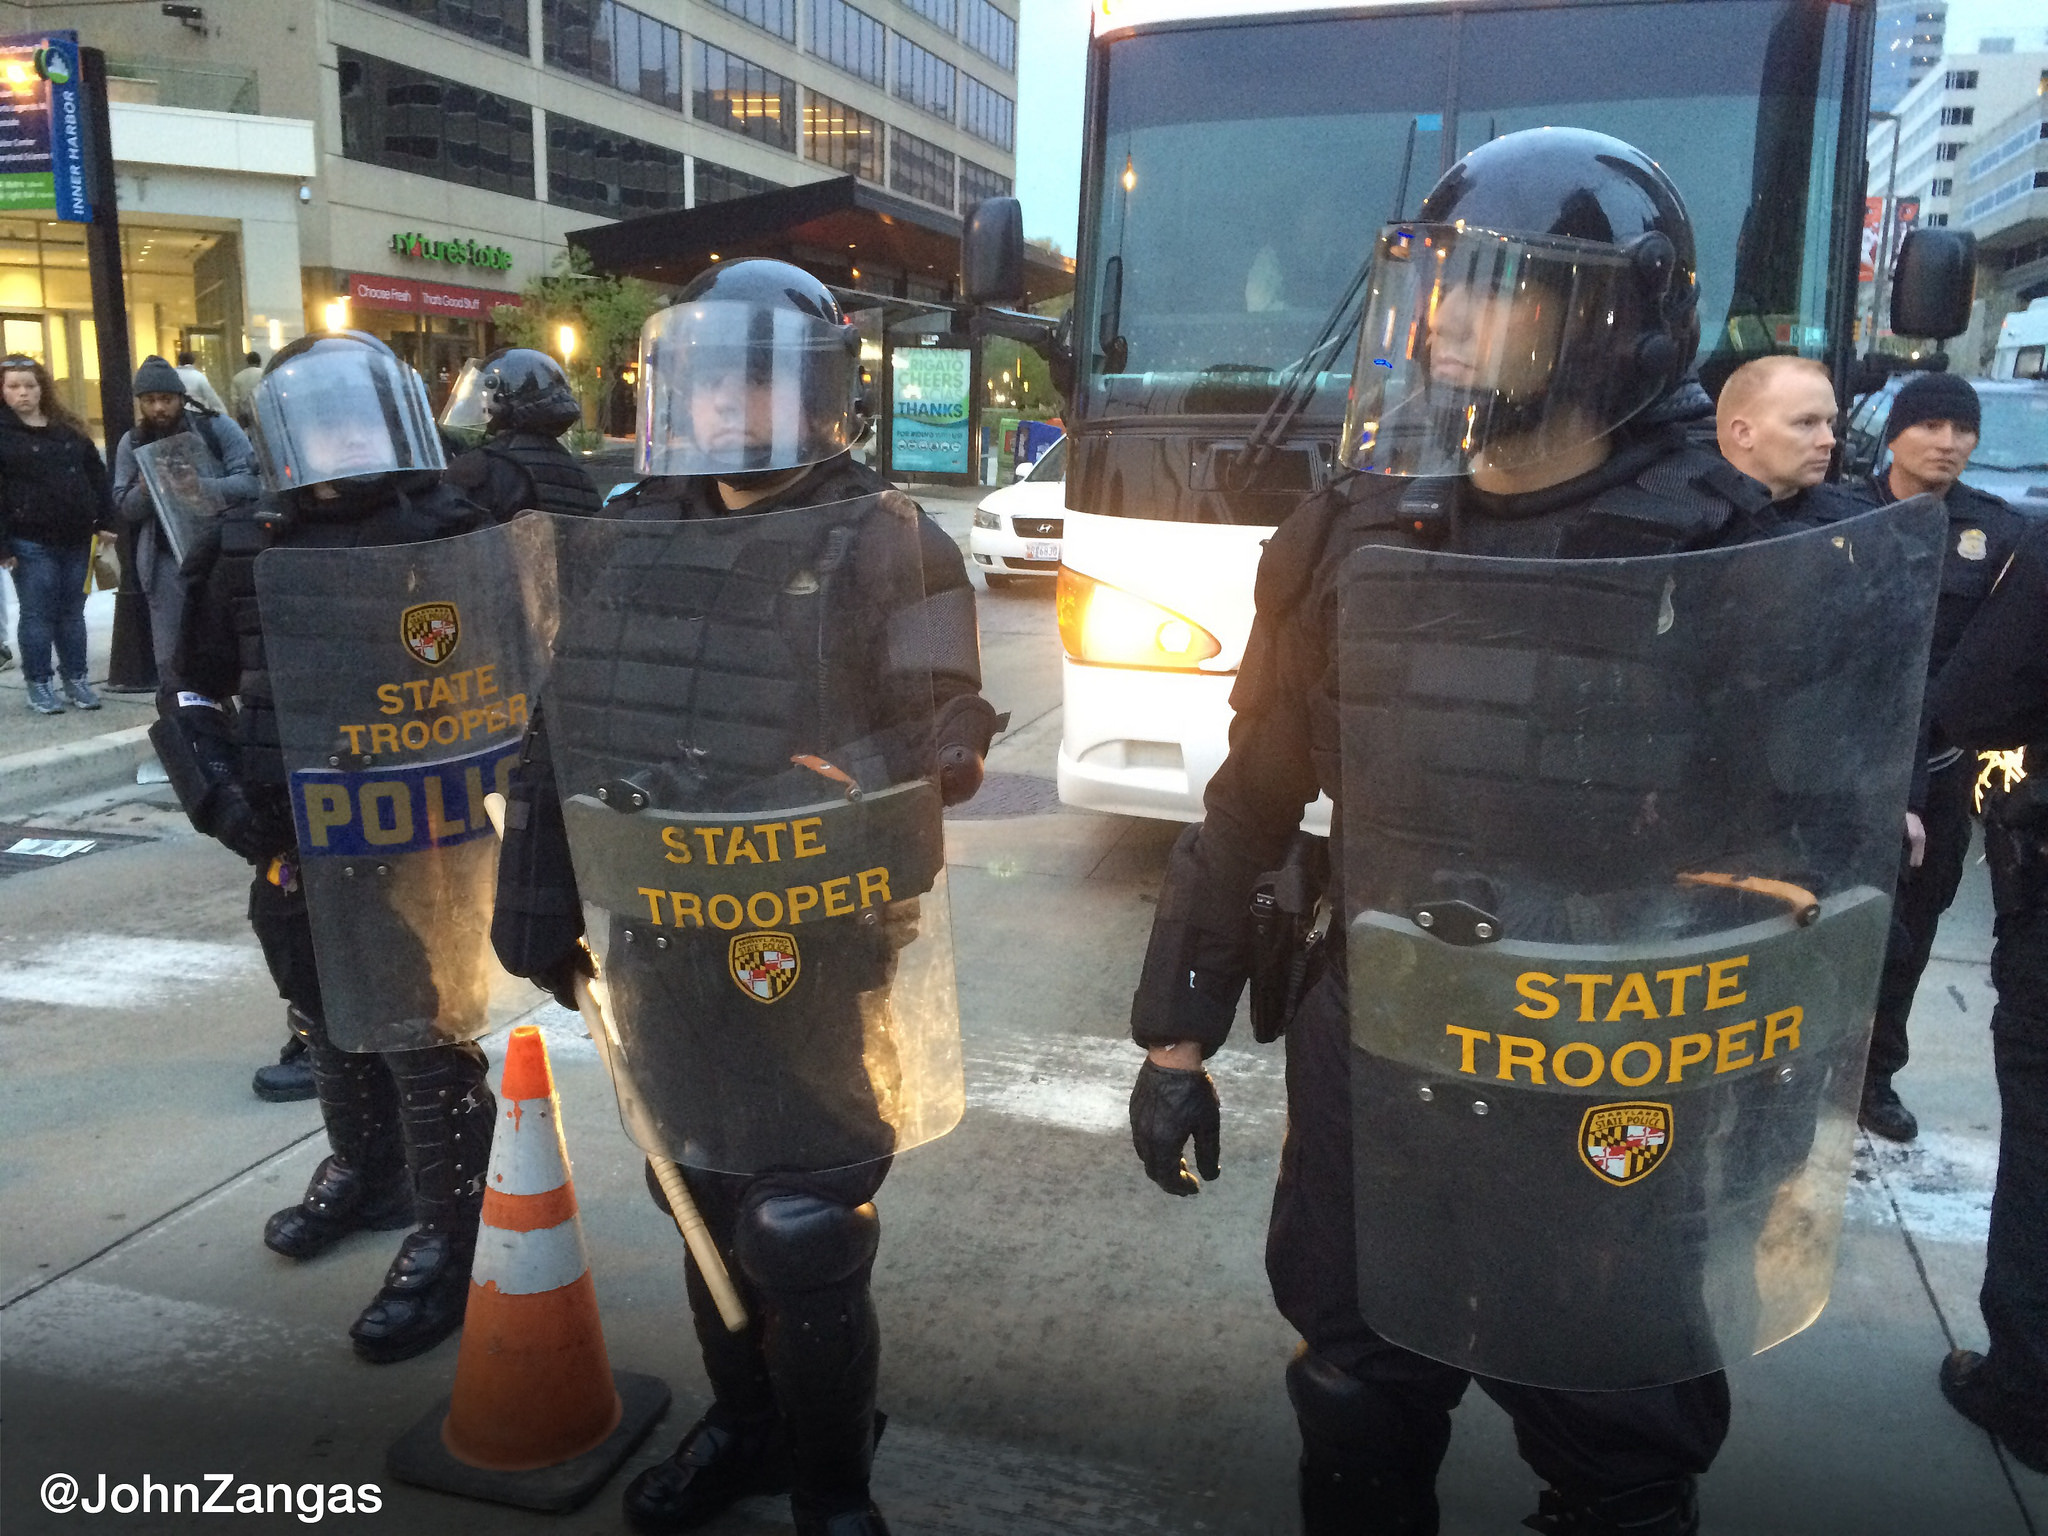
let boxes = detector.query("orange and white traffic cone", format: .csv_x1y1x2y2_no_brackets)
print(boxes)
387,1025,670,1512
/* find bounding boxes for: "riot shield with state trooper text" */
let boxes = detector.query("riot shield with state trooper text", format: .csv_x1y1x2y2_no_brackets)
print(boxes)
256,516,553,1051
540,494,965,1174
1338,498,1945,1389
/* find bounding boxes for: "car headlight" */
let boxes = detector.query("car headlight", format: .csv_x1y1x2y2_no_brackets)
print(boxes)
972,507,1000,529
1056,568,1223,670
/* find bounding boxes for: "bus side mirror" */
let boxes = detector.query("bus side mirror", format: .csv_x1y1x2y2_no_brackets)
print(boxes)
1891,229,1976,341
963,197,1026,306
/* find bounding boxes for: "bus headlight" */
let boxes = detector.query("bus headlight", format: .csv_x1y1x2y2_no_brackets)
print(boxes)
1056,568,1223,670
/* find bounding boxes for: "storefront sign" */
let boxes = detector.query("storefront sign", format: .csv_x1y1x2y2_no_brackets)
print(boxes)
348,273,522,319
0,31,89,221
391,230,513,273
891,346,971,475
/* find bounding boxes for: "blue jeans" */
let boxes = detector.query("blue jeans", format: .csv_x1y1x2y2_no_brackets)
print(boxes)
9,536,91,684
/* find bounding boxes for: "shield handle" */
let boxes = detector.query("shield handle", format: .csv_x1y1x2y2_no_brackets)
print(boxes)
1676,872,1822,927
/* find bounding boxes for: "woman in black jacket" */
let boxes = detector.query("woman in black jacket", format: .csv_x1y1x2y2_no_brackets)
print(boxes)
0,356,114,712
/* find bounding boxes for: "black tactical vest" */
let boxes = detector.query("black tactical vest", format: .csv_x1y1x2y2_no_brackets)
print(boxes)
484,432,602,517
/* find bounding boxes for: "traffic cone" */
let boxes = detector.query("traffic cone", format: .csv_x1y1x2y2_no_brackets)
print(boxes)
387,1025,669,1512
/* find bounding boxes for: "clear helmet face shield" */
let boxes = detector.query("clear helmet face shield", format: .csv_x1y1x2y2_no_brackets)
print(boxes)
1341,224,1672,478
251,335,447,492
437,358,488,447
638,299,861,478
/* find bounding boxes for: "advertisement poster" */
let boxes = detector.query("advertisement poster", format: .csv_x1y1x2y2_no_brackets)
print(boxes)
891,346,971,475
0,32,88,220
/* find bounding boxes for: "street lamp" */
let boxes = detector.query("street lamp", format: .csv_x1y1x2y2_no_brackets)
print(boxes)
323,297,349,333
558,323,578,364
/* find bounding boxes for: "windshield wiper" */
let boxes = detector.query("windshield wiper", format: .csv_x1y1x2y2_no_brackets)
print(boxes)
1232,116,1425,493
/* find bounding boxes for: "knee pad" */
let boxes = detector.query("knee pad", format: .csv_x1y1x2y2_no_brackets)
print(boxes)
732,1191,879,1295
1286,1348,1454,1474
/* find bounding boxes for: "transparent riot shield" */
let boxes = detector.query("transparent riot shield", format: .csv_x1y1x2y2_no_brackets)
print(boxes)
256,517,553,1052
135,432,227,566
539,494,965,1174
1338,498,1945,1389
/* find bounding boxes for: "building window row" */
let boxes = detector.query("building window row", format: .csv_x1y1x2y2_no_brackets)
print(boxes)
1939,105,1975,126
890,124,955,207
1943,68,1979,90
697,158,779,204
1963,169,2048,224
900,0,957,32
694,40,798,151
1969,118,2048,182
359,0,528,56
704,0,799,44
1936,142,1962,162
894,35,955,120
543,0,683,112
961,73,1012,149
1930,177,1953,197
805,90,884,182
959,156,1010,205
961,0,1016,72
808,0,887,86
549,112,690,218
337,48,535,198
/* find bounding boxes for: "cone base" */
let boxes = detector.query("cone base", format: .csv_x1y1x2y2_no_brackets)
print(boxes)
386,1369,672,1514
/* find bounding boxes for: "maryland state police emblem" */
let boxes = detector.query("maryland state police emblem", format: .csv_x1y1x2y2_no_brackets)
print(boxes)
1579,1102,1672,1187
730,931,800,1003
400,601,460,666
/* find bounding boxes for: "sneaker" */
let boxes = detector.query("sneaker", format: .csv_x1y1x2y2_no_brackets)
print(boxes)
1940,1350,2048,1474
60,675,101,710
1858,1076,1919,1143
25,678,63,714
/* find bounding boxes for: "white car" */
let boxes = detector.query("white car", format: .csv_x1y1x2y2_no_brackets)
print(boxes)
969,437,1066,587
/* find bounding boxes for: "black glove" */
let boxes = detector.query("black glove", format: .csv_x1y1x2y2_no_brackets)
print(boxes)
1130,1057,1221,1197
208,784,291,866
936,741,984,806
531,944,595,1013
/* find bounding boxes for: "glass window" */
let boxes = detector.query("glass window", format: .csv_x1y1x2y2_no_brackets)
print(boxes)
703,0,797,44
694,41,797,152
807,0,886,87
894,37,955,122
544,1,682,110
695,157,779,204
1976,389,2048,472
360,0,528,56
901,0,956,33
961,0,1015,73
805,90,883,181
337,48,534,199
961,74,1013,149
890,125,955,208
1939,105,1974,125
1080,0,1857,444
547,111,689,217
959,157,1011,205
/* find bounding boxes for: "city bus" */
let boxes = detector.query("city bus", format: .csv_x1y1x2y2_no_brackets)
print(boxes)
1016,0,1892,822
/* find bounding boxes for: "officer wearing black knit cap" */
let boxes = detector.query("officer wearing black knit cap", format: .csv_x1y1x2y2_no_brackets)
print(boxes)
1851,369,2030,1144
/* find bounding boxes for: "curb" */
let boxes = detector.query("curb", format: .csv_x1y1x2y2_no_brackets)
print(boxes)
0,723,158,817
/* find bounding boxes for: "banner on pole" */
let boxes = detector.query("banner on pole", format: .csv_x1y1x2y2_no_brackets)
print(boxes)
0,32,89,221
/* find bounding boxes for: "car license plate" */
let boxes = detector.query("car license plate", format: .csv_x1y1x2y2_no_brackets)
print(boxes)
1027,541,1060,561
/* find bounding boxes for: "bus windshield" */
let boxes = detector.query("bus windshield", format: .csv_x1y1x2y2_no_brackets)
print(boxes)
1080,0,1852,423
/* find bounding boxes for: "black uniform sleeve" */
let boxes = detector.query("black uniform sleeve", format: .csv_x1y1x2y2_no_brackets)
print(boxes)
1931,520,2048,752
490,708,589,980
1129,499,1331,1055
165,518,239,701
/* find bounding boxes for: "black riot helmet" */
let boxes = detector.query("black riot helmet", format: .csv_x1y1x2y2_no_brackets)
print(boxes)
248,331,446,494
440,346,583,440
1341,128,1701,477
638,258,867,477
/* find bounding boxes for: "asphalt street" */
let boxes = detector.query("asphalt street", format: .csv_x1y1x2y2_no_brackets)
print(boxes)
1,492,2042,1534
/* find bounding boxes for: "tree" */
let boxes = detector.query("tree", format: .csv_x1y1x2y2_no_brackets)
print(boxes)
490,245,667,427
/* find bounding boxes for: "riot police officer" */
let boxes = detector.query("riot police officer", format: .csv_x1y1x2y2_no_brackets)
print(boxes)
493,258,998,1536
441,346,602,520
1125,131,1933,1536
156,332,497,1363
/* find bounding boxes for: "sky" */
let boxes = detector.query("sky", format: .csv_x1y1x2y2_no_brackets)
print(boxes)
1006,0,2048,255
1014,0,1092,252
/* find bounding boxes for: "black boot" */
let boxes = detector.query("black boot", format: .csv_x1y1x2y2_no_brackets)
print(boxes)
623,1408,792,1534
349,1042,493,1364
1940,1349,2048,1474
253,1029,318,1102
1288,1349,1447,1536
263,1009,409,1259
1858,1074,1918,1142
1523,1478,1700,1536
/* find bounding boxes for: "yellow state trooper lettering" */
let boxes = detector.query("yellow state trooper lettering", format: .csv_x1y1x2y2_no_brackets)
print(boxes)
1514,972,1560,1019
631,866,897,929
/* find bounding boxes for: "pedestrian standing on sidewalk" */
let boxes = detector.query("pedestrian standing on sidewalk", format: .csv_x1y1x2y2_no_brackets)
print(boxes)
0,355,114,715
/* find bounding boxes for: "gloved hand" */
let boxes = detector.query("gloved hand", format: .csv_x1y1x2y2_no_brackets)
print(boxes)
208,784,291,865
1130,1057,1221,1196
532,944,595,1013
